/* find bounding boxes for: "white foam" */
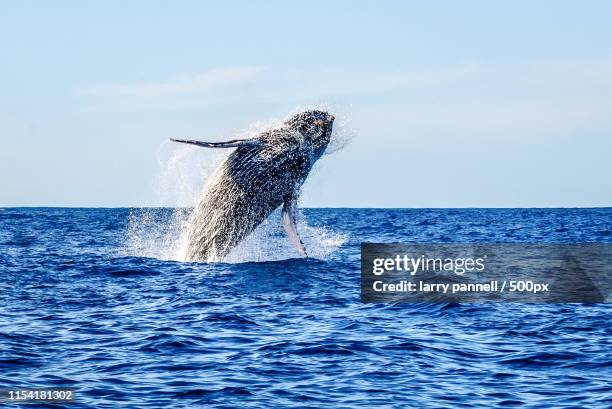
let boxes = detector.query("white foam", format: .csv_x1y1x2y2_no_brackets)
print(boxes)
224,210,347,263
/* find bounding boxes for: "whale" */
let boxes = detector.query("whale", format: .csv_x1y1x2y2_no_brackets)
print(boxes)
171,110,335,262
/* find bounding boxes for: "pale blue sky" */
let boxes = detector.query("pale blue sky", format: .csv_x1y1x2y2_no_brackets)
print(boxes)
1,1,611,207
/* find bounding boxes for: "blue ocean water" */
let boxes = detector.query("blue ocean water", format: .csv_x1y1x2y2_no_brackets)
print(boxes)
0,208,610,408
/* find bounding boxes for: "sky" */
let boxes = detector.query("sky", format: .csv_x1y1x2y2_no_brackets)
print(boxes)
1,0,611,207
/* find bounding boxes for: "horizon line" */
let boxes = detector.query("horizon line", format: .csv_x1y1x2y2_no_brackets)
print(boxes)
1,206,611,210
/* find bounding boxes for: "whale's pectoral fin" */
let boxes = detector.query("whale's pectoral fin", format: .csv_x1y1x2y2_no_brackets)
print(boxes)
170,138,259,148
282,195,307,257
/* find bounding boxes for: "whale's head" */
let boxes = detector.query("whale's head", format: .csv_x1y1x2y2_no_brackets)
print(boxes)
286,110,335,157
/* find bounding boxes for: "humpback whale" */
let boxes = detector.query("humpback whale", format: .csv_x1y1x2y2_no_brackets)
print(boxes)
171,110,335,262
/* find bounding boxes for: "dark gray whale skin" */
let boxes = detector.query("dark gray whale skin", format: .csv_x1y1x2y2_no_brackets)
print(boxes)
172,110,335,262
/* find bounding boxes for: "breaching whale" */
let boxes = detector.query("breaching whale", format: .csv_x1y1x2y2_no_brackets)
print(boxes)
171,110,335,262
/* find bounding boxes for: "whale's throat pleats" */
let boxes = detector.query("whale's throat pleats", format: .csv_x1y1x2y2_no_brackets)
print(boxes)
184,132,312,262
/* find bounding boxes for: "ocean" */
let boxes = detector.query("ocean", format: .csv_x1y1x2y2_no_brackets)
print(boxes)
0,207,610,408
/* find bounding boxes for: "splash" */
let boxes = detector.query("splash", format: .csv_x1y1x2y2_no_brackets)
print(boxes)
124,108,350,263
123,140,224,261
224,210,347,263
124,207,191,261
